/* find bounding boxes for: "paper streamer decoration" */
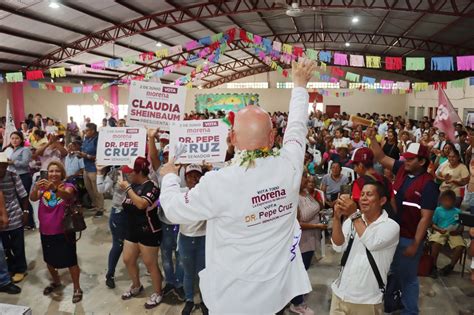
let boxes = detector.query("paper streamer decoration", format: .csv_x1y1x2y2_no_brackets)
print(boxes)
406,57,425,71
366,56,381,68
319,51,332,63
396,82,411,90
155,49,168,58
431,57,454,71
6,72,23,83
362,76,376,84
50,67,67,78
108,59,122,68
385,57,403,70
305,49,318,60
0,74,3,84
470,78,474,86
26,70,44,80
334,53,348,66
456,56,474,71
331,67,345,77
123,56,138,66
350,55,365,67
380,80,394,88
450,79,465,88
345,72,360,82
413,82,429,91
91,61,106,70
169,45,183,55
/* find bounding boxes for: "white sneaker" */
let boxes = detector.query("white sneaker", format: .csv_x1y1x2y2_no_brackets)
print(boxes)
144,292,163,309
289,303,315,315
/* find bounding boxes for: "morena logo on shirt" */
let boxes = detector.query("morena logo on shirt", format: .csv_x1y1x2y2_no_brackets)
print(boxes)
251,187,287,207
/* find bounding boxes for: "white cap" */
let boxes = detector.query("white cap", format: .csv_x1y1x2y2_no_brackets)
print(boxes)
160,133,170,141
186,164,202,174
0,152,7,164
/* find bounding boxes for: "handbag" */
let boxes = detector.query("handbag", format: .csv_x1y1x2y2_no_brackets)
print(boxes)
366,249,404,313
62,204,87,241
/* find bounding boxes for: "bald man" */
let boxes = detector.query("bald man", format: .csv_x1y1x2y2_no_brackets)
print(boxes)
160,59,317,314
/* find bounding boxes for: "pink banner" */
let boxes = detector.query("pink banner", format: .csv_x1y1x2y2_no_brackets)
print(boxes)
110,85,119,119
10,82,25,126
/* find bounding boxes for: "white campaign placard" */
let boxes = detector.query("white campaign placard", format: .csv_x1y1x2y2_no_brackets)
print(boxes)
127,81,186,130
170,119,229,164
97,127,146,165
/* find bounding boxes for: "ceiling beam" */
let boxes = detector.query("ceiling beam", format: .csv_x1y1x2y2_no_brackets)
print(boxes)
403,9,474,56
361,11,391,54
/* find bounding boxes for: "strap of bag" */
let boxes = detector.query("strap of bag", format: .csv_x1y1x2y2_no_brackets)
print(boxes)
340,230,355,267
365,248,386,293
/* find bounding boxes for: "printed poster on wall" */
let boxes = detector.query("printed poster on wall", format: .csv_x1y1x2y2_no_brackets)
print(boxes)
127,81,186,130
169,119,228,164
96,127,147,166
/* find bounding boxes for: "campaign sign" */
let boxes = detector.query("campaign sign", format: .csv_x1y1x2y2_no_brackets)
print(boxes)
170,119,228,164
127,81,186,130
97,127,146,165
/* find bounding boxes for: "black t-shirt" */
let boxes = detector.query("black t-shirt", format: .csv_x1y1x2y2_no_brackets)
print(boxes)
123,180,161,233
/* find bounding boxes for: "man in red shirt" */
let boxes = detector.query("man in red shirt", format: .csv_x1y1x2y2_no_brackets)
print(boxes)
350,147,397,218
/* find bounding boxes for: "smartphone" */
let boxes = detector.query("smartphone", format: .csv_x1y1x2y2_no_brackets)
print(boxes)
339,184,352,196
40,170,48,180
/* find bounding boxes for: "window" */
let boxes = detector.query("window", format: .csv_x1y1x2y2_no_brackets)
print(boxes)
277,82,339,89
67,105,105,126
226,82,268,89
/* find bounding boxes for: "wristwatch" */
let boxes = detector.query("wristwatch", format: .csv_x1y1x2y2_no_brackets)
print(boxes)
350,210,362,222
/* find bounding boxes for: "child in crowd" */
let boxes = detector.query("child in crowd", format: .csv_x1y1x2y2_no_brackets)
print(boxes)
429,190,466,277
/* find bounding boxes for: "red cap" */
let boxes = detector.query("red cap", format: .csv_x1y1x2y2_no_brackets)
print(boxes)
122,156,150,174
350,147,374,164
402,143,430,159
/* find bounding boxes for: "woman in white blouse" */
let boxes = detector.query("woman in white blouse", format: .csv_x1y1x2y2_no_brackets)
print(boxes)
289,173,327,315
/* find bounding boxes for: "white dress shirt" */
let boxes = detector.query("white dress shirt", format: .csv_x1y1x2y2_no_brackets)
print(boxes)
160,88,312,314
331,210,400,305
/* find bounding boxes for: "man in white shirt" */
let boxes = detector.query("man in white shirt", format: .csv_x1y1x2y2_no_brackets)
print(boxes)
159,60,316,314
330,181,400,314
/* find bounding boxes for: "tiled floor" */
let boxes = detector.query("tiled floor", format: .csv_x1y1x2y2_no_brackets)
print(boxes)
1,202,473,315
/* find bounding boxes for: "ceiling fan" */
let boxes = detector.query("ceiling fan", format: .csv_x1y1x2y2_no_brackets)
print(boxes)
267,0,348,20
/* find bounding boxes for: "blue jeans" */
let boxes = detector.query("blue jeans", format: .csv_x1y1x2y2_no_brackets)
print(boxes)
0,238,11,287
391,237,423,315
0,227,27,274
179,234,205,302
106,207,127,278
161,222,183,288
291,250,314,306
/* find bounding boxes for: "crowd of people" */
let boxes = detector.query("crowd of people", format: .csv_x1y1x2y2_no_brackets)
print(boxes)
0,62,473,315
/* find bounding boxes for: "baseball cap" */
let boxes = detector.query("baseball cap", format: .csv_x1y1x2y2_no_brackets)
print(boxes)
159,133,170,142
402,143,430,159
121,156,149,174
0,152,8,164
186,164,202,175
350,147,374,164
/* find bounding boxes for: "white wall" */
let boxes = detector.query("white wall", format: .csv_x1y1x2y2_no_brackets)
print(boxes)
0,82,407,124
406,80,474,121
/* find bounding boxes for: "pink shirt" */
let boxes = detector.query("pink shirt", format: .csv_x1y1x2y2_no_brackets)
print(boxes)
38,183,76,235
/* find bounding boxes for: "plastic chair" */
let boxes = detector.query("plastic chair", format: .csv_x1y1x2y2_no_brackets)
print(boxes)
341,167,356,182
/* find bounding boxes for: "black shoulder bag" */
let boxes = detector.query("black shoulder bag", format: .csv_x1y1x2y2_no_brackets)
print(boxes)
366,248,404,313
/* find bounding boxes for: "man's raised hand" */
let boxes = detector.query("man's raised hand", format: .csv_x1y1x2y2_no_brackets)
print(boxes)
292,59,317,88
